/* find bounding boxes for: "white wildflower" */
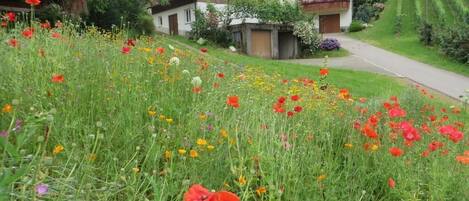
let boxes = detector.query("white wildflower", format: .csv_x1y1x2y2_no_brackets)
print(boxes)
191,76,202,87
169,57,180,66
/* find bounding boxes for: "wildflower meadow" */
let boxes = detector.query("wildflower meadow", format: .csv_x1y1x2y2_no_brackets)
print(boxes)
1,7,469,201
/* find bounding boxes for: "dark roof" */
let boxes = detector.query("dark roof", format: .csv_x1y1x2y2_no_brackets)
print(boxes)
151,0,196,14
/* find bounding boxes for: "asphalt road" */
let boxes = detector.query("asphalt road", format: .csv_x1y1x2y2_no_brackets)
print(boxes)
287,34,469,100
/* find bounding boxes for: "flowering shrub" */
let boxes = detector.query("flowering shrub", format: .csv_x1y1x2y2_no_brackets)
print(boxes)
320,38,341,51
293,20,321,54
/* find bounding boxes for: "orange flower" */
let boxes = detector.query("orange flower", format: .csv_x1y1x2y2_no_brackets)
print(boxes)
226,96,239,108
389,147,404,157
2,104,13,113
51,74,64,83
319,68,329,76
388,178,396,189
456,151,469,165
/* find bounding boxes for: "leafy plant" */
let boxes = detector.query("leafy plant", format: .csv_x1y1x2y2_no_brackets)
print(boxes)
435,25,469,63
293,20,321,55
349,20,365,32
190,5,233,47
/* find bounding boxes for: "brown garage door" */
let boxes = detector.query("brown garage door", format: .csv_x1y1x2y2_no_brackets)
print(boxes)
319,14,340,33
169,14,178,35
251,30,272,58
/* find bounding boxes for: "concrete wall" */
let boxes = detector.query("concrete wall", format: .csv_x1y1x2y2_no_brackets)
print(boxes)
311,0,353,30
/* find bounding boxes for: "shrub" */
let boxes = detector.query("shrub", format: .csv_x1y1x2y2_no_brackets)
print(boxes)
435,25,469,63
354,4,376,23
37,3,64,24
418,21,433,46
349,21,365,32
189,5,233,47
320,38,341,51
134,13,155,35
293,20,321,55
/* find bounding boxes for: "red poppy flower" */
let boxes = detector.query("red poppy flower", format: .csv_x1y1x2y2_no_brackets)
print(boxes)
8,38,18,48
428,141,444,151
156,47,165,54
353,121,361,130
456,151,469,165
51,32,61,39
389,147,404,157
184,184,239,201
359,97,367,103
294,106,303,113
388,107,406,118
217,73,224,78
1,21,7,28
439,125,464,143
226,96,239,108
287,111,294,117
388,178,395,189
319,68,329,76
339,88,351,100
22,28,34,39
41,21,51,29
192,87,202,94
277,96,286,104
361,123,378,139
127,39,136,46
200,48,208,53
184,184,212,201
282,79,289,84
273,103,285,113
6,12,15,22
291,95,300,101
51,74,64,83
25,0,41,6
121,46,131,54
55,21,63,28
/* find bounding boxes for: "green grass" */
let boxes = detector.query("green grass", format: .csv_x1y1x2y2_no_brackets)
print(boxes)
350,0,469,77
1,22,468,201
170,35,406,98
308,48,350,59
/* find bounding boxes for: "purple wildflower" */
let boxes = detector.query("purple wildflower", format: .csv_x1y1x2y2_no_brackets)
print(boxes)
0,130,8,138
35,183,49,196
13,119,23,132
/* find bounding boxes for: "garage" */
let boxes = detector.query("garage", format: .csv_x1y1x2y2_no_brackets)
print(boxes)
319,14,341,33
251,30,272,58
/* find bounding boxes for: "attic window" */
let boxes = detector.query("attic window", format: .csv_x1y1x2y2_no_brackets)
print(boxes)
158,16,163,26
185,9,192,23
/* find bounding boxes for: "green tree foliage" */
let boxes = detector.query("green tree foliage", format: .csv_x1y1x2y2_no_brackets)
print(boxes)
229,0,309,24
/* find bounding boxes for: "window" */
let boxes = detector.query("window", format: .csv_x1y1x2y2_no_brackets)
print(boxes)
184,9,192,23
158,16,163,26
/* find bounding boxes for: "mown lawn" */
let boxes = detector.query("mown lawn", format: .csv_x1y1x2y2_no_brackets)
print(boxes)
1,21,468,201
350,0,469,77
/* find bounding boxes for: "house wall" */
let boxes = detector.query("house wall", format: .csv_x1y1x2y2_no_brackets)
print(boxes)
311,0,353,30
152,3,196,36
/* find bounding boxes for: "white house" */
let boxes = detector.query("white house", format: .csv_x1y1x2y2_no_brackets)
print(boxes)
150,0,353,36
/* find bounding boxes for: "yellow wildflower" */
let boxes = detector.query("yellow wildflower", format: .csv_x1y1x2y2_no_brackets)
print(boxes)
199,113,207,121
159,115,166,120
189,150,198,158
148,110,157,117
53,145,64,155
165,118,173,124
2,104,12,113
370,144,379,151
344,143,353,149
88,153,97,161
164,150,172,159
178,149,186,155
196,138,207,146
256,186,267,196
132,167,140,173
317,174,326,182
148,57,155,64
238,175,246,186
220,129,229,138
207,145,215,151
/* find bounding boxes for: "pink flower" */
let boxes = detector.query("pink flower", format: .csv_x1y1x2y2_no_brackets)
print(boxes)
121,46,131,54
35,183,48,196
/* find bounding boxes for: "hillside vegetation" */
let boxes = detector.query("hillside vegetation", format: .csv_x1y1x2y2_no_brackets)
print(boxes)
351,0,469,76
0,21,468,201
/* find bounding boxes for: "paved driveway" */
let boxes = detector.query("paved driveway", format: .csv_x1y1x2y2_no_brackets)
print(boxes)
286,34,469,100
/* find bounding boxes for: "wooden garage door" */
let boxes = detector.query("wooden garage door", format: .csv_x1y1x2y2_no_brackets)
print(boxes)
319,14,340,33
169,14,178,35
251,30,272,58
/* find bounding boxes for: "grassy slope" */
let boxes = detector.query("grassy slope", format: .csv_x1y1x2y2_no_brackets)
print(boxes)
350,0,469,77
169,35,406,99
